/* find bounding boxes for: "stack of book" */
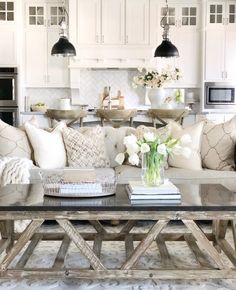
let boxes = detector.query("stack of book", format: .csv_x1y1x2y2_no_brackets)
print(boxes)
126,180,181,204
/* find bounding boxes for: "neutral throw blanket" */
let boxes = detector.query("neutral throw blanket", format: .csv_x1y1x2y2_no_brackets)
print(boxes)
0,157,33,186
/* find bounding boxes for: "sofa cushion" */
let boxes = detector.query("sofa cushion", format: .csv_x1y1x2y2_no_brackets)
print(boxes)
201,116,236,171
168,121,204,170
63,126,110,168
115,165,236,188
25,122,67,169
0,119,34,160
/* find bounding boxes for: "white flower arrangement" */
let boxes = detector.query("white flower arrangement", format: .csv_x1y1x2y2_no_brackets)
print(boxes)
132,66,182,89
115,132,191,167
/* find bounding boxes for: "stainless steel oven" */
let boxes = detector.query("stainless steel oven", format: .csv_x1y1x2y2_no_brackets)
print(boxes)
0,67,17,107
0,107,18,126
204,82,236,110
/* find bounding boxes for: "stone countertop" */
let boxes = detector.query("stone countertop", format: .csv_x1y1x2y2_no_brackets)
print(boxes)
20,107,198,116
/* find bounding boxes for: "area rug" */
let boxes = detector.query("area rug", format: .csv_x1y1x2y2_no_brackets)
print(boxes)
0,221,235,290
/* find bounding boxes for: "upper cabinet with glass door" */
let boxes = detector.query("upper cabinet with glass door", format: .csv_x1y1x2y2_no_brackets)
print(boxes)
205,1,236,81
25,1,69,87
0,1,16,66
151,1,201,87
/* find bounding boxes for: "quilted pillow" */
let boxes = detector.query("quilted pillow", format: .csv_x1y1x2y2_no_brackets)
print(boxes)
201,116,236,171
62,126,110,168
0,118,37,160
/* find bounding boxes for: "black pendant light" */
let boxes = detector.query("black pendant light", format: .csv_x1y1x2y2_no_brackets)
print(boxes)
154,0,179,58
51,3,76,57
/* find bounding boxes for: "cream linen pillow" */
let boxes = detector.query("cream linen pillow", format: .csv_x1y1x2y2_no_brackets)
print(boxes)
25,122,67,169
0,117,38,160
62,126,110,168
201,116,236,171
168,121,204,170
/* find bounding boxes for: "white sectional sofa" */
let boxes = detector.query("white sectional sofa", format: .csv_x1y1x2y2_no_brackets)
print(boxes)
29,126,236,192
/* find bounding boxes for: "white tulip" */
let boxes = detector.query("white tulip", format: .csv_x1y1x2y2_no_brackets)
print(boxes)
123,134,137,146
181,147,192,158
157,144,167,156
143,132,156,142
172,144,182,155
126,143,140,155
140,143,150,154
128,154,140,166
180,134,192,145
115,153,125,165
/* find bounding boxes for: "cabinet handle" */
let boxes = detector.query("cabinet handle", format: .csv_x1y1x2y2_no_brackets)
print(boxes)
101,35,104,43
225,71,228,79
95,35,99,43
126,35,128,44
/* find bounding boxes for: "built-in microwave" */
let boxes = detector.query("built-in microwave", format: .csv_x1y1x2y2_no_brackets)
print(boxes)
204,82,236,110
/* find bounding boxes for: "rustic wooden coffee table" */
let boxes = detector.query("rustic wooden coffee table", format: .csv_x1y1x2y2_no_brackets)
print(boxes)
0,183,235,280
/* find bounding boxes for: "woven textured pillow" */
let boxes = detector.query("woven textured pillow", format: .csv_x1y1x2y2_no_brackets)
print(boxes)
201,116,236,171
0,119,34,159
62,126,110,168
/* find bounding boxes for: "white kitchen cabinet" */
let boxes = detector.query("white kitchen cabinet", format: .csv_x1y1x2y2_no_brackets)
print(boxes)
205,0,236,81
125,0,149,45
24,1,69,87
152,1,201,87
76,0,149,46
77,0,125,45
77,0,100,45
0,1,17,66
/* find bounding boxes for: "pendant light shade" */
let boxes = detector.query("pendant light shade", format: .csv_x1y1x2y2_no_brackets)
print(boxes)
51,35,76,57
154,39,179,58
51,3,76,57
154,0,179,58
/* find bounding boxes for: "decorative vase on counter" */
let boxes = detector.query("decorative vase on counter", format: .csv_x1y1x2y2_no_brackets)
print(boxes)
141,151,165,187
147,88,165,109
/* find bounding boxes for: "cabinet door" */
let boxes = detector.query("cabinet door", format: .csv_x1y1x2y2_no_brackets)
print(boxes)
125,0,149,45
77,0,100,45
225,27,236,81
101,0,124,44
47,30,69,87
226,1,236,26
25,4,47,86
0,1,16,65
47,5,69,87
207,1,225,27
175,5,200,86
205,28,225,81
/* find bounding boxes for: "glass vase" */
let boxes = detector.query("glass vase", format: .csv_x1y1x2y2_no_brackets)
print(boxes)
141,151,165,187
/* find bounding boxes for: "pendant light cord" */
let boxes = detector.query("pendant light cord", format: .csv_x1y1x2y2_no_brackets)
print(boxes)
160,0,169,28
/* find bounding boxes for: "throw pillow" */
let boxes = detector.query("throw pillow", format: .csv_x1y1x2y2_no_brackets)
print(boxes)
168,121,204,170
62,126,110,168
0,118,35,160
25,122,67,169
201,116,236,171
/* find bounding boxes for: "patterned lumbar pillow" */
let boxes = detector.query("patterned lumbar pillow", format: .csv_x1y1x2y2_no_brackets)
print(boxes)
0,119,33,159
62,126,110,168
201,116,236,171
168,121,204,170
